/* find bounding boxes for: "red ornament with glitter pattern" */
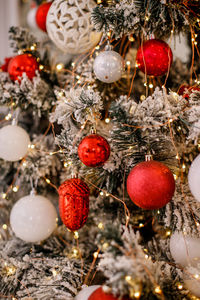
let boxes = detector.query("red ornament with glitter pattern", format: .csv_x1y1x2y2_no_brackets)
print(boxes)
136,39,173,77
58,178,90,231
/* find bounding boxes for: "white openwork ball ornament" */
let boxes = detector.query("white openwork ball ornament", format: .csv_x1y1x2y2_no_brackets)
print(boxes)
170,232,200,267
0,125,30,161
10,194,57,243
188,154,200,202
46,0,102,54
93,50,124,83
75,285,100,300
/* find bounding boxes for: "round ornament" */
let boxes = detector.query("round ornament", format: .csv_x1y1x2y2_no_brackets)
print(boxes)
136,39,173,76
8,54,39,82
58,178,90,231
93,50,124,83
188,154,200,202
89,287,130,300
27,7,38,30
0,125,30,162
78,134,110,167
46,0,102,54
126,161,175,210
170,232,200,267
10,194,57,243
35,2,52,32
75,285,100,300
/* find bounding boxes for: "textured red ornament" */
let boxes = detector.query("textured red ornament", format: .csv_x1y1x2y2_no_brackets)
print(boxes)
78,134,110,167
178,84,200,100
1,57,13,72
89,287,130,300
127,161,175,210
58,178,90,231
8,54,39,82
136,39,173,77
35,2,52,32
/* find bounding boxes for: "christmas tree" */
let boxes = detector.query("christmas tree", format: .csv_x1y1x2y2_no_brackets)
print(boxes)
0,0,200,299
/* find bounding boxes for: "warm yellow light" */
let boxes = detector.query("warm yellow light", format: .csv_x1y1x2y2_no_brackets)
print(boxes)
98,222,104,230
93,251,99,258
74,231,79,239
178,284,183,290
105,118,110,124
134,291,141,298
155,286,162,294
13,186,19,193
56,63,64,71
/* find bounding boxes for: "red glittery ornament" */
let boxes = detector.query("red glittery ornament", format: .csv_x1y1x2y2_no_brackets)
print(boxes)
58,178,90,231
89,287,130,300
136,39,173,76
78,134,110,167
8,54,39,82
35,2,52,32
178,84,200,100
1,57,13,72
127,161,175,210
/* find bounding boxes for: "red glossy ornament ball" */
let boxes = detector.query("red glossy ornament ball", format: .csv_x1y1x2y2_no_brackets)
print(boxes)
58,178,90,231
8,54,39,82
35,2,52,32
78,134,110,167
136,39,173,76
127,161,175,210
89,287,130,300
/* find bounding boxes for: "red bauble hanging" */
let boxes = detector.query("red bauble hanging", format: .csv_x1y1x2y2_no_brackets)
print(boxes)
8,54,39,82
178,84,200,100
127,161,175,210
89,287,130,300
78,134,110,167
1,57,13,72
136,39,173,77
58,178,90,231
35,2,52,32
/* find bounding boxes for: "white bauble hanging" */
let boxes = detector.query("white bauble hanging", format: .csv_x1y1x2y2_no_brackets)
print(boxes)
27,7,38,30
170,232,200,267
46,0,102,54
10,194,57,243
93,50,124,83
0,125,30,161
188,154,200,202
75,285,100,300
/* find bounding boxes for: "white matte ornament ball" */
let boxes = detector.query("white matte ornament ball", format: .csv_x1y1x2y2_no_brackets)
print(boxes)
0,125,30,161
10,195,57,243
170,232,200,267
27,7,38,30
188,154,200,202
93,50,124,83
75,285,100,300
46,0,101,54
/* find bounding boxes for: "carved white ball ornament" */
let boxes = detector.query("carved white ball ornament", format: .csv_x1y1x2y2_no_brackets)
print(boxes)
46,0,102,55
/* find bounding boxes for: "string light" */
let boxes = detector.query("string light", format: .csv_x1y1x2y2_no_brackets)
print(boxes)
149,83,153,89
56,63,64,71
140,95,146,101
126,61,131,66
45,178,51,184
166,230,171,237
2,224,7,230
105,118,110,124
5,113,12,121
98,222,104,230
93,251,99,258
194,274,200,279
134,291,141,298
2,193,6,199
12,186,19,192
139,223,144,228
74,231,79,239
39,65,44,71
154,286,162,294
52,269,58,277
100,191,104,196
125,275,132,282
178,284,183,290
